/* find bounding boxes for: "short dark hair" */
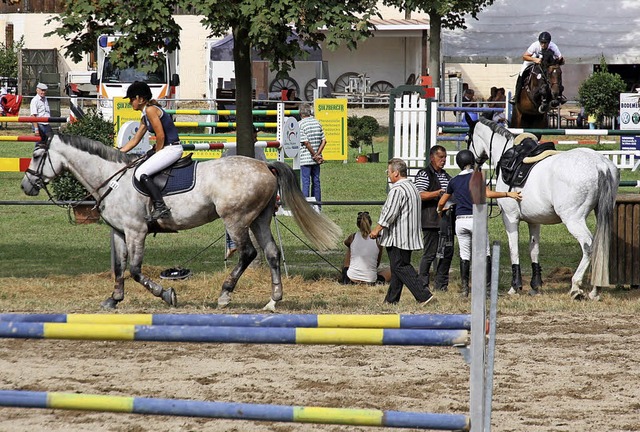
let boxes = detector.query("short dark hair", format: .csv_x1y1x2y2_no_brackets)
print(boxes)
429,145,447,156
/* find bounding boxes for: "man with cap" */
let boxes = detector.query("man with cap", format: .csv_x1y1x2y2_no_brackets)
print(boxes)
30,82,52,140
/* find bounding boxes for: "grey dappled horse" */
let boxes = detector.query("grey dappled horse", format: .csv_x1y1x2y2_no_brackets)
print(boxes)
468,117,619,300
21,135,341,311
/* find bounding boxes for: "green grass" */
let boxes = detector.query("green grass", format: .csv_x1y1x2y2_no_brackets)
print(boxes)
1,134,639,287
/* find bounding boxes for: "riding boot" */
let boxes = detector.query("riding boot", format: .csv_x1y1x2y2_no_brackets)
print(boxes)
509,76,523,104
140,174,171,221
459,260,470,298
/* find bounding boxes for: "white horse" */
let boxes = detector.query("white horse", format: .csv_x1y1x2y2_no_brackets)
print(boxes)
467,117,619,300
21,135,341,310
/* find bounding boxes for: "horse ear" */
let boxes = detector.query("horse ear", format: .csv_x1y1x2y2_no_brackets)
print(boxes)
464,112,477,128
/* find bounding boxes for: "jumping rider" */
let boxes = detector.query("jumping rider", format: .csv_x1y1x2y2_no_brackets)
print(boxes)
509,31,566,105
119,81,183,221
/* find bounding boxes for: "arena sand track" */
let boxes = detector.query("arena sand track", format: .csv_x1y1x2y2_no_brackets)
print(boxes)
0,308,639,431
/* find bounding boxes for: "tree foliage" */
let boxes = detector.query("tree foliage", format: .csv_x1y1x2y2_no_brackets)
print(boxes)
46,0,379,157
0,36,24,78
578,56,627,125
52,109,115,201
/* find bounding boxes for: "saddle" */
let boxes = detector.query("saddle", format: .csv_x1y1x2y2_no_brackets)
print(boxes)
498,139,557,188
133,153,198,197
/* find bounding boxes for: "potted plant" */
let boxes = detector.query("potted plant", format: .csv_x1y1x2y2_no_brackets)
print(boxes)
348,115,380,163
52,109,115,224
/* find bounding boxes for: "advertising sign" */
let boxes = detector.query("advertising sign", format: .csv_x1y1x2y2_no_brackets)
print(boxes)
619,93,640,150
314,98,348,161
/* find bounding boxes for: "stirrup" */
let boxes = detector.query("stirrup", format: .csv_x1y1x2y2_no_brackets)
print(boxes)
145,204,171,222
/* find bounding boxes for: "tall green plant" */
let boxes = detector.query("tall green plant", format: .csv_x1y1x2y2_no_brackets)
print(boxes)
51,109,114,201
0,36,23,78
578,56,627,127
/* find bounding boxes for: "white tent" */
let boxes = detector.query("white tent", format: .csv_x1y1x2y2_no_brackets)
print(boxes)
442,0,640,64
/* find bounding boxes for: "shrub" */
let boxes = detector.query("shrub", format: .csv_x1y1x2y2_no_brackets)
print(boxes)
578,56,627,127
347,115,380,154
51,109,114,201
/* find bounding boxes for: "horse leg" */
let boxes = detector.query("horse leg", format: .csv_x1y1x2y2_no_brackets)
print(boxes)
250,210,282,312
528,223,543,295
128,234,177,307
502,213,523,294
563,219,594,301
101,229,127,310
218,226,257,308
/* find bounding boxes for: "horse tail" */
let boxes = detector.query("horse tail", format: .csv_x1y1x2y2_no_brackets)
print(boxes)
590,162,619,287
268,161,342,251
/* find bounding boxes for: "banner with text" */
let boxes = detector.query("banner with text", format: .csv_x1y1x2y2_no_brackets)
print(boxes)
315,98,347,161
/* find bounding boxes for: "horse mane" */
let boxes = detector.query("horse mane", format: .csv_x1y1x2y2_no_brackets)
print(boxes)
478,117,516,141
57,134,138,164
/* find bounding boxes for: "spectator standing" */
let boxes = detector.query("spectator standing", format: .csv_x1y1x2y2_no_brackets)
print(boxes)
370,158,435,305
415,145,453,292
30,82,52,140
298,104,326,209
437,150,521,296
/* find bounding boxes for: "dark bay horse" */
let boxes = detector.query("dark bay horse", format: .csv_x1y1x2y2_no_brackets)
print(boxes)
21,135,342,311
511,51,563,128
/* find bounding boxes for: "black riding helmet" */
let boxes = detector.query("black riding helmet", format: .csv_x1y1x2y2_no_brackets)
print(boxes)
456,149,475,170
125,81,152,101
538,32,552,43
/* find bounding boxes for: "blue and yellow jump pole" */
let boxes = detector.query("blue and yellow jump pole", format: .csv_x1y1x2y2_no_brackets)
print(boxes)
0,321,469,346
0,390,470,430
0,313,471,330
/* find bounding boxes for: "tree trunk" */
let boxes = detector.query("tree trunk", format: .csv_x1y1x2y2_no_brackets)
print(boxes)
232,24,254,158
427,11,441,93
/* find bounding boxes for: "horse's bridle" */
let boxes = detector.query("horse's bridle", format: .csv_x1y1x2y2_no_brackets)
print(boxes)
24,142,62,201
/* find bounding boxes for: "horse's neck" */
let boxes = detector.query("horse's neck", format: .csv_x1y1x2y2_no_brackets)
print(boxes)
55,142,127,196
490,134,513,165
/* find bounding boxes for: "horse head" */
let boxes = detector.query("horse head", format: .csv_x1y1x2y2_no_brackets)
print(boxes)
464,113,489,166
21,138,64,196
540,50,563,108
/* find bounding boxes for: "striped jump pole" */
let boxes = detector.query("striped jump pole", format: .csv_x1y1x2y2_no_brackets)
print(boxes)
166,109,299,116
181,141,280,151
0,313,471,330
0,116,68,123
0,390,470,430
175,121,278,128
0,136,40,142
0,322,469,346
0,157,31,172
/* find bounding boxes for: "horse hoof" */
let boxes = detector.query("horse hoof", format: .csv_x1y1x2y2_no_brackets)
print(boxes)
570,290,585,301
528,288,540,296
161,288,177,307
262,298,277,312
217,291,231,308
100,297,118,310
507,287,519,295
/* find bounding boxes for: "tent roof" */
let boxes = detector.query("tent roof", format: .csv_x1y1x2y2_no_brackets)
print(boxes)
442,0,640,64
209,33,322,62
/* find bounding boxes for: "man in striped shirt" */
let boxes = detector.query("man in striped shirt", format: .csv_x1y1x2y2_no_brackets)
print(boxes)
298,104,326,209
415,145,453,292
370,158,435,305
